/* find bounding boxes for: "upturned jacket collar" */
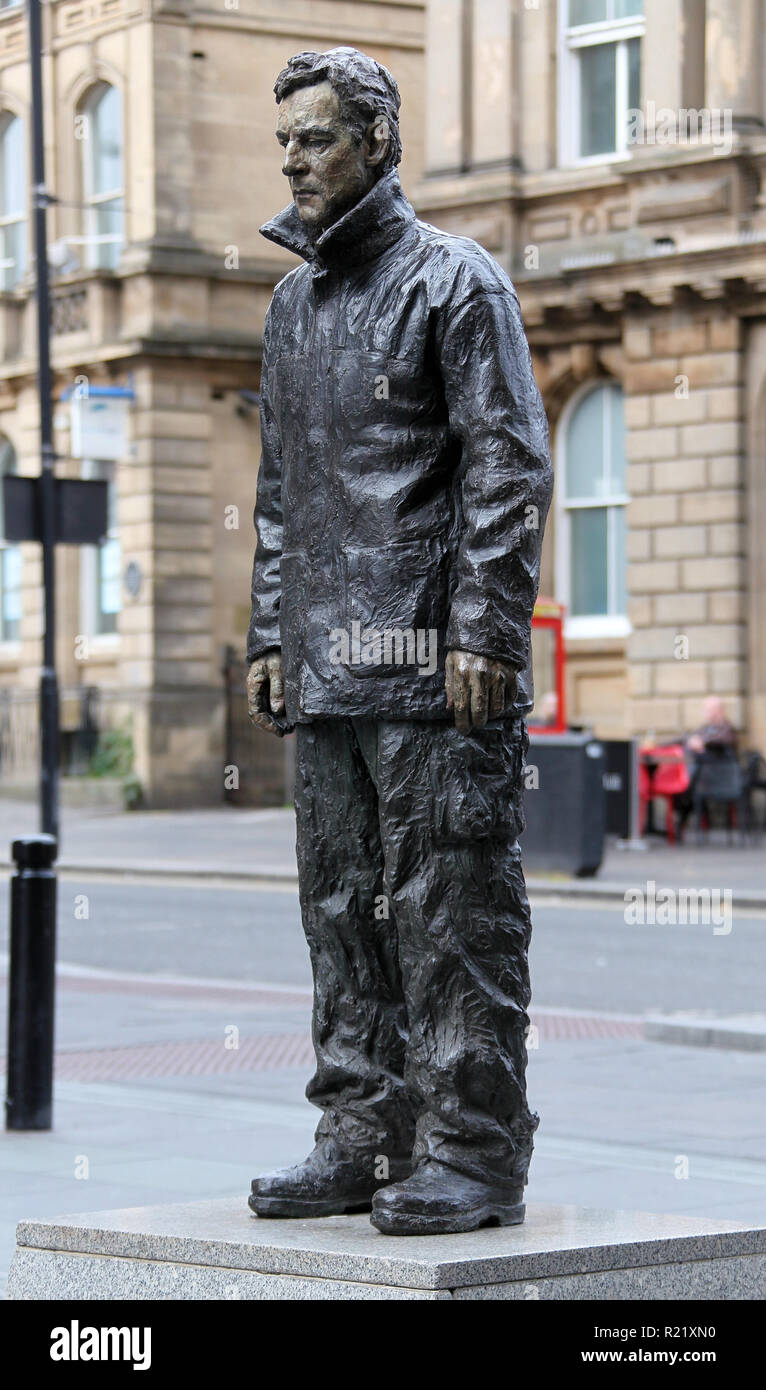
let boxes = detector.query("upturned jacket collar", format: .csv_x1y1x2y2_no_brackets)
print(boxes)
259,168,416,276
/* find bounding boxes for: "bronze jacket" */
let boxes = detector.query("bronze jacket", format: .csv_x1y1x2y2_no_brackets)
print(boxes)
247,170,553,724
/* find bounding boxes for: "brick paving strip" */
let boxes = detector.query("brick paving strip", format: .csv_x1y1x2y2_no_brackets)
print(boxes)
53,1032,318,1081
0,1014,645,1084
7,962,765,1084
53,967,312,1009
0,961,647,1078
0,964,645,1081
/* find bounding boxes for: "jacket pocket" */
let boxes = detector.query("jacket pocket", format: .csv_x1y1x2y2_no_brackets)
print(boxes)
341,536,450,677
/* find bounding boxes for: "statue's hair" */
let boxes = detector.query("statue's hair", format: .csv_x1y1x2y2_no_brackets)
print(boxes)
273,47,402,171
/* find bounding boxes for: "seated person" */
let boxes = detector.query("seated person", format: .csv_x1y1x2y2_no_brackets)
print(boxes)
536,691,559,729
678,696,738,832
686,696,737,756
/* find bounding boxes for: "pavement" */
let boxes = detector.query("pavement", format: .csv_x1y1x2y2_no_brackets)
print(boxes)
0,797,763,903
0,797,764,1296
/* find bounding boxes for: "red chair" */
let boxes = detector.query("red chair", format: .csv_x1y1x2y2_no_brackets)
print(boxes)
652,754,690,845
639,745,690,844
638,761,654,836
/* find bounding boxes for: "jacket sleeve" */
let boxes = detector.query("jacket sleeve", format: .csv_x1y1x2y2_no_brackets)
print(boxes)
438,283,553,671
246,311,284,664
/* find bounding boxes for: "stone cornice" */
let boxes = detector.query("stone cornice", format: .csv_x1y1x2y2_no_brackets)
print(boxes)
414,140,766,215
517,237,766,339
153,0,424,49
0,329,263,389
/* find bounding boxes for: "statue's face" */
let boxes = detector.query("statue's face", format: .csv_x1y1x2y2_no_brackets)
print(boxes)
276,81,376,233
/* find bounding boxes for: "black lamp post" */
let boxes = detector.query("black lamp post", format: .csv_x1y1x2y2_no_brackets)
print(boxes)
28,0,59,842
3,0,109,1130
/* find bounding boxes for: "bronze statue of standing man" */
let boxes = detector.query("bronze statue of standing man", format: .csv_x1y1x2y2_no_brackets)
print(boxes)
246,47,553,1235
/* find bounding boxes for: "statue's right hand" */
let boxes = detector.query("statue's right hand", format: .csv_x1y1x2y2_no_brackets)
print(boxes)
247,650,285,737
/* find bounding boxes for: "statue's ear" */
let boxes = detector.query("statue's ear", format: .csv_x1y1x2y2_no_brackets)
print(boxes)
365,117,390,169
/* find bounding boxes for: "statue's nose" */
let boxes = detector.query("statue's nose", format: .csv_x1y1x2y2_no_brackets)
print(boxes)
282,140,307,176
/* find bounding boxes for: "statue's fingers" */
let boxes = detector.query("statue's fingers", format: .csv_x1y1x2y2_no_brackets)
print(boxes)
250,711,284,739
488,668,506,720
444,651,456,708
247,670,268,717
503,667,518,706
452,666,471,733
469,667,489,729
269,667,285,715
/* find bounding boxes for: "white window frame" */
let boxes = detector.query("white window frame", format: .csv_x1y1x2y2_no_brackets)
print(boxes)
80,83,124,271
79,457,121,648
555,381,631,640
558,1,645,167
0,112,26,290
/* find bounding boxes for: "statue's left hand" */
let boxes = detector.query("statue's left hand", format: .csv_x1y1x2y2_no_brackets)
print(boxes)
445,649,518,733
247,649,286,737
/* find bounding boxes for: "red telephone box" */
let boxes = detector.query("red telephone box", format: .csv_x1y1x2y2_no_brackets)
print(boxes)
528,597,567,734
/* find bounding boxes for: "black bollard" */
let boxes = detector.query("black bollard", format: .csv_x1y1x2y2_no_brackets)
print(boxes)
5,835,57,1130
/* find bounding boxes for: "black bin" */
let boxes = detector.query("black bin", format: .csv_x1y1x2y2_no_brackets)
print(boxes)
522,732,606,877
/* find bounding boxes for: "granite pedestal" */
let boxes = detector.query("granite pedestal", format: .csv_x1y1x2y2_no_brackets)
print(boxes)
6,1199,766,1300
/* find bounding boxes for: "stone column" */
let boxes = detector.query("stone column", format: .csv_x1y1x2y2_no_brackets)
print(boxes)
152,4,198,247
425,0,464,173
517,0,556,173
744,320,766,753
641,0,687,113
705,0,763,128
471,0,513,168
118,363,222,806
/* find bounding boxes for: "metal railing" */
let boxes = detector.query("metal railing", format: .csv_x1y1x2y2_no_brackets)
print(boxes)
0,684,129,783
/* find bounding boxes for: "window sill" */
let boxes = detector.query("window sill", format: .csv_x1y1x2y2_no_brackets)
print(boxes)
565,616,631,642
0,639,21,667
79,633,121,659
560,150,632,170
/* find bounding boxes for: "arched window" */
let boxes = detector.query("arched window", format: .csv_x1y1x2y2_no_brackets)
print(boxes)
557,382,629,636
0,114,26,290
0,436,21,641
80,83,124,269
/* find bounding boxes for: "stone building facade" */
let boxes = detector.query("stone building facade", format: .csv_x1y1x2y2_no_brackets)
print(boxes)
416,0,766,753
0,0,425,804
1,0,764,806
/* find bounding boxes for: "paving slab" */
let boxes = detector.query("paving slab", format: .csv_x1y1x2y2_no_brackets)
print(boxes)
6,1198,766,1301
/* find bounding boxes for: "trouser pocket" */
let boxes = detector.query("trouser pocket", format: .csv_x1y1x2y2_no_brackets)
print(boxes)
429,722,526,844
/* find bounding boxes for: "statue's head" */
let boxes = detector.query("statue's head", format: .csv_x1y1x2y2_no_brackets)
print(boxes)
273,47,402,235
